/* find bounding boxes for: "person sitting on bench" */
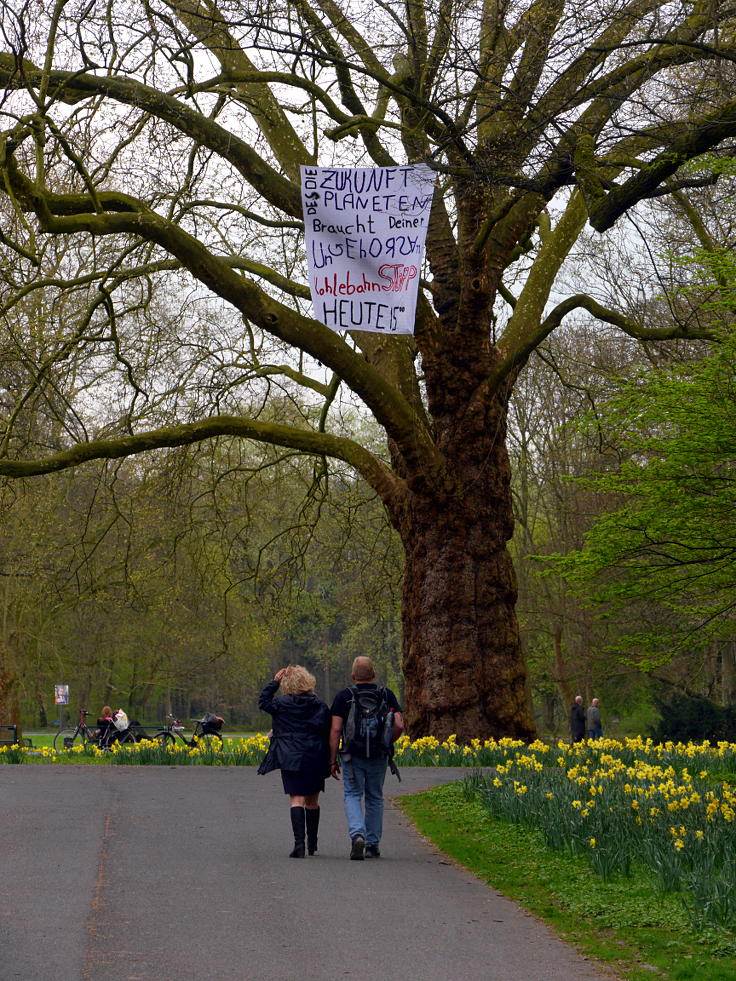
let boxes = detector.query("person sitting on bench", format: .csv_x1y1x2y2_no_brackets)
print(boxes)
96,706,116,746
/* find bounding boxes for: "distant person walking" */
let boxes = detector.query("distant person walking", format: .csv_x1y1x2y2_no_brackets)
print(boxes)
329,656,404,860
258,666,331,858
570,694,586,744
587,697,603,739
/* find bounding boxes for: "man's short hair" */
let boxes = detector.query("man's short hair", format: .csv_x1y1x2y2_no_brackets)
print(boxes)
352,656,376,681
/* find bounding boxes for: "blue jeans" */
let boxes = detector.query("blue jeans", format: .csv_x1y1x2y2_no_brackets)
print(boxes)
342,756,387,845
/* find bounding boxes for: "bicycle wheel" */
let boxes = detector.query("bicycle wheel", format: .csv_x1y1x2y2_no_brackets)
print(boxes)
54,728,84,751
152,730,175,747
194,731,223,749
116,730,136,747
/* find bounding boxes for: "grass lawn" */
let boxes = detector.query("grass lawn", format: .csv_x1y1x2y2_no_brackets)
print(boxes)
398,782,736,981
24,733,56,748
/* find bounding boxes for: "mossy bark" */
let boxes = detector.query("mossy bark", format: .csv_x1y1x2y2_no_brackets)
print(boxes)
387,379,535,740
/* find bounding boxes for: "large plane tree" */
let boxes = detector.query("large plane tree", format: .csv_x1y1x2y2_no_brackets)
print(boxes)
0,0,733,738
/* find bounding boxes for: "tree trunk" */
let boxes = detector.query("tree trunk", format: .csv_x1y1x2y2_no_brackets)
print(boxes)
552,625,574,709
391,388,536,741
81,675,93,714
321,625,330,705
0,639,21,740
36,693,48,728
721,642,736,705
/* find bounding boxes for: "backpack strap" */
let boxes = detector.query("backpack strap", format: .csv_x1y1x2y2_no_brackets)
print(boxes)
340,686,360,746
338,686,359,779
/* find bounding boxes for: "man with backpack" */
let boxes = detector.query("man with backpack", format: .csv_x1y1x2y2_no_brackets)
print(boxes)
329,656,404,860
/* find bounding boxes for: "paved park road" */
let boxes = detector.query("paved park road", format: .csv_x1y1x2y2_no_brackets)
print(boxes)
1,766,617,981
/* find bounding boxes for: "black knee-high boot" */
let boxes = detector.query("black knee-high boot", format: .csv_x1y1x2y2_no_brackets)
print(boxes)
289,806,306,858
306,807,320,855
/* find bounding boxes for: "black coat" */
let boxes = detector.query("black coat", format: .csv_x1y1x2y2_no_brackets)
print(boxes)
570,702,586,740
257,679,331,778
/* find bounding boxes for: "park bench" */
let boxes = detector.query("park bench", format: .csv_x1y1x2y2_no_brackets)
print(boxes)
0,724,18,746
0,725,33,748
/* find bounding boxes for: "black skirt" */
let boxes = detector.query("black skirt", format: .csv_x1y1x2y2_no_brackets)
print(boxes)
281,769,325,796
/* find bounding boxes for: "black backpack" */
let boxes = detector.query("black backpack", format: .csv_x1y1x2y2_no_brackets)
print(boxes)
342,685,394,759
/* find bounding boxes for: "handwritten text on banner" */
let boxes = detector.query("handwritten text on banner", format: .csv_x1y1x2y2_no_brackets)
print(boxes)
301,165,433,334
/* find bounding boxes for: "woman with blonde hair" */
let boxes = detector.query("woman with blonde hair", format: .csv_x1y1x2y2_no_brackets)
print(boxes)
257,666,331,857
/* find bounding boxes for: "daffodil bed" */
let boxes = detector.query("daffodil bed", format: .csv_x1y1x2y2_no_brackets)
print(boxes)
2,731,519,766
460,736,736,934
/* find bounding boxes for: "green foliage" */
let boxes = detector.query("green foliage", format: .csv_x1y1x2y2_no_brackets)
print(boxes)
547,335,736,664
1,427,402,727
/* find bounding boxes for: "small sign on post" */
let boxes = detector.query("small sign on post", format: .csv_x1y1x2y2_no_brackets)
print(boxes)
54,685,69,705
54,684,69,730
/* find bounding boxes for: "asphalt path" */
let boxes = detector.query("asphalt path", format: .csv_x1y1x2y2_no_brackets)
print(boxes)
2,766,617,981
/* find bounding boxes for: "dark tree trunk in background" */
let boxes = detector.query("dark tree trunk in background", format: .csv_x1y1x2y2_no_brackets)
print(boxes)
553,626,574,709
721,643,736,705
36,696,48,728
321,625,331,704
0,638,22,741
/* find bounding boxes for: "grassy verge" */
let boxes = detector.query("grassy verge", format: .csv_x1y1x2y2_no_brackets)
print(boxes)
398,782,736,981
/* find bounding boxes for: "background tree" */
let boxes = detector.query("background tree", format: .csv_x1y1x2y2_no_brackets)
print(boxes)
540,160,736,709
1,0,736,737
508,325,636,731
551,334,736,687
0,458,266,724
0,427,402,727
509,155,736,727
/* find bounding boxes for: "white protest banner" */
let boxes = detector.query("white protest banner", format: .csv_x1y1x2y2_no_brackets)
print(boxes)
301,164,433,334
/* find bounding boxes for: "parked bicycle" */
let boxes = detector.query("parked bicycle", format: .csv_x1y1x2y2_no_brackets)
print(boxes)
150,713,225,749
53,708,136,751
